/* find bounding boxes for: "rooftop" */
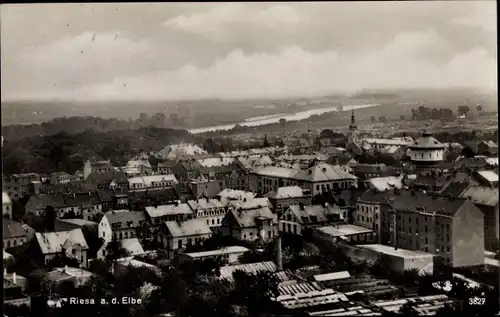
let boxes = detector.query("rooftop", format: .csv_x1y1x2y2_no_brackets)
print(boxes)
461,185,499,207
165,218,212,238
360,244,436,259
476,170,499,183
314,271,351,282
268,186,307,199
219,261,277,281
145,203,192,218
315,225,374,237
35,229,88,255
183,246,249,259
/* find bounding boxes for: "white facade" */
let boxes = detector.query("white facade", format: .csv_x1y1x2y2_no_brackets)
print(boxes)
98,216,113,243
410,149,444,162
2,192,12,219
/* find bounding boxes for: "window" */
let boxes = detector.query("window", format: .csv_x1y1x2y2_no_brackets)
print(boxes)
287,223,291,232
282,223,286,231
250,232,253,236
425,238,428,244
212,219,215,225
268,231,272,238
207,220,210,225
13,240,17,246
217,218,220,224
178,240,182,249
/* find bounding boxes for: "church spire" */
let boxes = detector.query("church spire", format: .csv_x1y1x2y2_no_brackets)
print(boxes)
349,110,357,130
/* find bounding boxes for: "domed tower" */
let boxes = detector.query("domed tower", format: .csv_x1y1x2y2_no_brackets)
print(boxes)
409,131,445,170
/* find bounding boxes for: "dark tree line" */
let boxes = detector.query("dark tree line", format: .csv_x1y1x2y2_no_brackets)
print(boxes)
411,106,454,121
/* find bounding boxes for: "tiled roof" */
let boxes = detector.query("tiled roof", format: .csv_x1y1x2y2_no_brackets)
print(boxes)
164,219,212,238
439,181,471,197
197,157,235,168
62,192,100,208
278,281,324,296
87,171,128,184
35,229,88,255
229,206,276,228
354,164,387,174
294,163,357,182
158,159,178,168
128,175,178,187
267,186,307,199
392,190,469,216
145,203,193,218
3,219,30,239
476,170,499,183
287,205,328,223
316,225,374,237
27,194,67,210
217,189,256,201
358,189,396,204
104,210,147,227
252,166,299,179
409,134,445,149
184,246,249,258
187,198,227,211
96,190,115,202
220,261,277,281
461,185,499,207
229,197,271,210
126,159,152,169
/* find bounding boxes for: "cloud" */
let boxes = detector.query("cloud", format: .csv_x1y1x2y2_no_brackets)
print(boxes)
30,31,495,101
164,4,305,41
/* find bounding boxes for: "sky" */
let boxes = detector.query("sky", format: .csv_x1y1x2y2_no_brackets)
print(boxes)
1,2,497,101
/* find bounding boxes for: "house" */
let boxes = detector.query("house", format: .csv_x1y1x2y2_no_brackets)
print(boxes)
280,203,346,235
236,155,274,173
96,190,116,213
222,204,278,242
267,186,312,214
145,202,193,227
474,170,499,187
176,246,250,265
98,210,148,242
62,192,103,221
477,140,498,156
54,218,98,232
217,189,256,203
47,266,93,292
380,145,407,161
85,171,129,192
352,164,396,180
188,198,228,234
313,225,377,244
249,163,357,196
3,218,34,250
460,185,499,252
3,191,12,219
172,160,202,182
114,258,161,276
157,143,208,161
123,159,153,177
157,159,177,175
25,193,67,217
197,161,248,191
34,229,89,267
3,278,31,307
390,190,485,267
2,173,40,200
366,175,416,192
159,219,212,258
4,270,28,291
128,174,178,191
188,176,223,199
50,172,72,185
359,244,436,275
97,237,145,260
83,160,116,180
355,189,397,244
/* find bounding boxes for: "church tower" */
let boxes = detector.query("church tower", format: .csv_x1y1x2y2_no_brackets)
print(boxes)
347,110,359,145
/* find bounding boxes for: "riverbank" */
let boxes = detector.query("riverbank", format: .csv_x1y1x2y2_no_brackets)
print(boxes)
188,104,380,134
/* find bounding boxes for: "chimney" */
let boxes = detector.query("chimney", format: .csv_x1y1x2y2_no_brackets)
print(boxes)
174,201,179,207
276,235,283,271
64,265,68,273
12,272,16,284
3,268,6,275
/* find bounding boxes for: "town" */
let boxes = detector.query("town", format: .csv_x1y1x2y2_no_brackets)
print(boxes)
2,109,499,317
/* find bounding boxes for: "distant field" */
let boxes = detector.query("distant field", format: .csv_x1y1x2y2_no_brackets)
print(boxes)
1,88,496,129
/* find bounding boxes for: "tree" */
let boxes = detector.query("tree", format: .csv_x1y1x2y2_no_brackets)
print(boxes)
46,253,81,269
399,302,419,317
457,105,470,117
232,270,280,316
263,135,270,148
279,118,286,127
27,269,52,296
104,239,131,267
476,104,483,114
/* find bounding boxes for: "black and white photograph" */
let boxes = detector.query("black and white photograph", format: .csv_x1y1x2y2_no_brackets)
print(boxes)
1,1,498,316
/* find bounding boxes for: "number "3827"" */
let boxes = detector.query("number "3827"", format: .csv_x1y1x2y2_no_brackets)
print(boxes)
469,297,486,305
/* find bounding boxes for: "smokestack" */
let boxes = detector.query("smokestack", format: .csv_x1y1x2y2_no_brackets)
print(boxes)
276,235,283,271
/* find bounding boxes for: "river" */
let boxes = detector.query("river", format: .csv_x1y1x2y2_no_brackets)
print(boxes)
188,104,380,134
